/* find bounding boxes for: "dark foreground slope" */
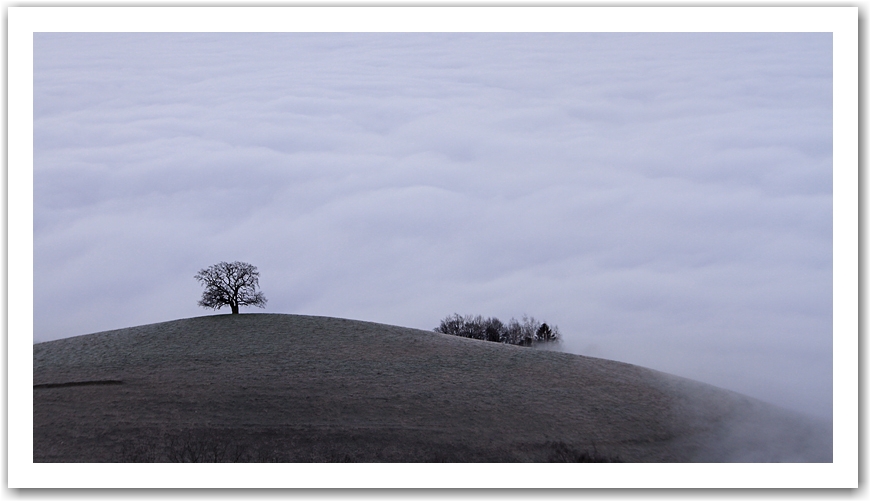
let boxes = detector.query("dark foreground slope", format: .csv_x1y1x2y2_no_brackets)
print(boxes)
34,314,832,462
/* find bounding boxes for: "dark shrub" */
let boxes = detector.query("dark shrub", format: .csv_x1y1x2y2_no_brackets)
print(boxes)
547,441,622,463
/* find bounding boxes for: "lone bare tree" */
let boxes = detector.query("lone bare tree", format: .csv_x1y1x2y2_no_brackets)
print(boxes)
195,261,267,314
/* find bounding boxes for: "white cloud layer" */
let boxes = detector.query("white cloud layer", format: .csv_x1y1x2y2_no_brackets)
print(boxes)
34,32,832,419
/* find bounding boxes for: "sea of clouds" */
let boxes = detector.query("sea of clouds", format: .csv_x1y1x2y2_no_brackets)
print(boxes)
33,32,832,419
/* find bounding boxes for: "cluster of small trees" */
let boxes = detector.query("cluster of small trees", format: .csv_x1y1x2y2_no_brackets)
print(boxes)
434,313,560,347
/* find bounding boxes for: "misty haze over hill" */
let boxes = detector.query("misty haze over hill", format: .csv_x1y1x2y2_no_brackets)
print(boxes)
33,32,832,421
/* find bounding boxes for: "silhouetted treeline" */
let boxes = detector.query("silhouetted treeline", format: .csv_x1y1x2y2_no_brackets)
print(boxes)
434,314,560,347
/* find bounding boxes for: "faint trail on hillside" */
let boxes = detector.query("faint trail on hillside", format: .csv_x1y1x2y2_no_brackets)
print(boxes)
34,379,123,389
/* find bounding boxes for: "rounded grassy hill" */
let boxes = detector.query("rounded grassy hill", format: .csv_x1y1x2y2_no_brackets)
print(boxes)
33,313,832,462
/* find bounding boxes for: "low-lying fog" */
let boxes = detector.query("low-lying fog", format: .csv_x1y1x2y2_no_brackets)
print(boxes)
33,32,832,422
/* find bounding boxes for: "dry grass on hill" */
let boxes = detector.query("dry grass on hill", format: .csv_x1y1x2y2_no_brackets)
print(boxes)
33,314,832,462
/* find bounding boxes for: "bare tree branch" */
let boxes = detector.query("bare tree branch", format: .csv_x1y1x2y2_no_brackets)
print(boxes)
195,261,267,314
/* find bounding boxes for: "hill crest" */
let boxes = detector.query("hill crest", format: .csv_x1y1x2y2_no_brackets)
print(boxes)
34,313,832,462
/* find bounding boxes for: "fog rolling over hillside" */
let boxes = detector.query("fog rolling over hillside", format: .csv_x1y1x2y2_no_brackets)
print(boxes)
33,314,831,463
34,33,833,423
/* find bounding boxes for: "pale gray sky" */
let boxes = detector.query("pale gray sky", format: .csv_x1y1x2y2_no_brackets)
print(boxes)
33,32,832,419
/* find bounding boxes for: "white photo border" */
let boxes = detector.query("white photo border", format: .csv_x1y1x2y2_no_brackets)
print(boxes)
8,5,858,489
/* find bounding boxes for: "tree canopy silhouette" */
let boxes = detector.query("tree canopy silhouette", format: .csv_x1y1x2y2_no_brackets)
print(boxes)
195,261,267,314
435,314,560,347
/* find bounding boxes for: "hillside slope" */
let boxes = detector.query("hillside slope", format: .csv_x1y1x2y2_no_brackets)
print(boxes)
33,314,832,462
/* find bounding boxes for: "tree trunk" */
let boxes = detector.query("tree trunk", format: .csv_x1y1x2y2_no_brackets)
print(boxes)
231,304,239,314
